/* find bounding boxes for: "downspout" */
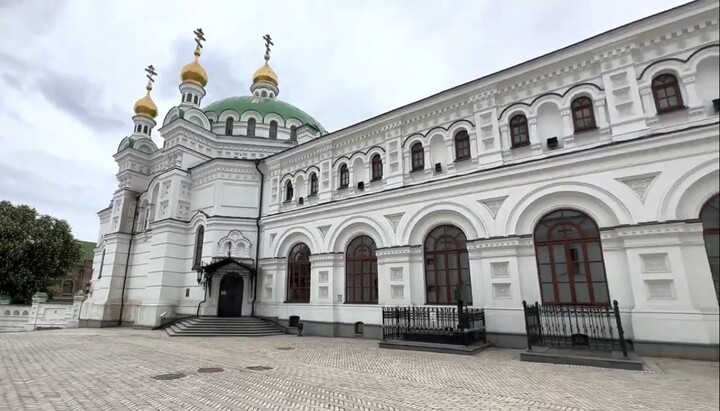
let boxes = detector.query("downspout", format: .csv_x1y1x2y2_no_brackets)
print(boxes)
252,159,265,316
196,281,208,316
117,194,140,326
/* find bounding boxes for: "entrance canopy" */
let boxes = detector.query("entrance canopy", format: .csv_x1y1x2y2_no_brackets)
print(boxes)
197,257,255,290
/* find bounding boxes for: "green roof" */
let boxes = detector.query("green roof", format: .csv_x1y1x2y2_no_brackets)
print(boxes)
78,241,95,261
203,96,326,133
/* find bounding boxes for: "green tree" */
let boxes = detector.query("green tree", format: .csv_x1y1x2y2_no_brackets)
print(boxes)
0,201,82,304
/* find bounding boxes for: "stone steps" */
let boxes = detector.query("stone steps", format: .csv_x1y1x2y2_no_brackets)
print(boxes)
165,316,285,337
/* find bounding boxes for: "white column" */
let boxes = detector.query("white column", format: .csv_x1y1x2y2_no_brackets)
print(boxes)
640,87,657,118
527,117,543,155
560,109,575,148
445,140,456,171
376,247,414,306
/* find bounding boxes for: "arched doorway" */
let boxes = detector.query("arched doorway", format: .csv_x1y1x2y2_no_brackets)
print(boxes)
424,225,472,305
533,209,610,305
218,273,244,317
700,194,720,304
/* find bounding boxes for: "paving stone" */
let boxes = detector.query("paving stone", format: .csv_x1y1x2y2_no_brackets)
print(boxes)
0,328,718,411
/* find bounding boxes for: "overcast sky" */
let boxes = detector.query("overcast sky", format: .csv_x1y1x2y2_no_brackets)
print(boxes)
0,0,689,242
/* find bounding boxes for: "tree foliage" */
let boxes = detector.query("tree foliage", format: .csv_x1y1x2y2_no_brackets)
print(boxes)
0,201,82,304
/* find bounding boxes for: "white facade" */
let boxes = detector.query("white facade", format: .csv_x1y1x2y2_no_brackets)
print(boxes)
81,1,720,359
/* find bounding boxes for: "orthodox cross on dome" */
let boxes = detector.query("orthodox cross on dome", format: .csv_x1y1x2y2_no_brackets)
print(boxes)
144,64,157,86
263,34,274,57
194,28,206,51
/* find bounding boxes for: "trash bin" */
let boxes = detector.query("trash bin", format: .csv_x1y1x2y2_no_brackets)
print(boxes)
289,315,300,328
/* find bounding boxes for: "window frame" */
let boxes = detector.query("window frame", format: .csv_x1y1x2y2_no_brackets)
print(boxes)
700,194,720,305
284,180,294,203
286,243,311,303
345,236,378,304
247,118,256,138
269,120,278,139
225,118,233,136
61,280,74,296
371,154,383,181
192,226,204,270
423,225,472,305
509,115,530,148
652,73,685,114
338,164,349,189
454,130,471,160
290,125,298,141
410,142,424,172
571,96,597,132
309,173,319,196
533,209,610,306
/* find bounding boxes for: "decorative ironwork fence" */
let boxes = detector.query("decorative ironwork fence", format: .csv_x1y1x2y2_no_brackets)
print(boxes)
382,306,486,346
522,300,628,357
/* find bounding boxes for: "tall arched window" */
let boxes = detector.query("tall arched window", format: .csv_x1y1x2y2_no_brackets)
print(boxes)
269,120,278,139
287,243,311,303
652,73,684,113
571,96,596,132
411,142,424,171
225,118,233,135
309,173,319,196
247,118,256,138
345,236,378,304
62,280,74,296
700,194,720,304
424,225,472,305
371,154,383,181
285,180,294,202
454,130,471,160
193,226,205,269
339,164,349,189
290,125,298,141
534,209,609,305
510,115,529,148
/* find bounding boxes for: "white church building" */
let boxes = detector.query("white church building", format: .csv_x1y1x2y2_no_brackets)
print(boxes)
81,1,720,360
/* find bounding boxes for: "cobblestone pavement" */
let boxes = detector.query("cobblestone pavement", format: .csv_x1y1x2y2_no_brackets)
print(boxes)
0,329,718,411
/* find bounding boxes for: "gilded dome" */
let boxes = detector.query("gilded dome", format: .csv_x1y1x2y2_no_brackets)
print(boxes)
133,84,158,119
181,48,208,87
252,53,278,87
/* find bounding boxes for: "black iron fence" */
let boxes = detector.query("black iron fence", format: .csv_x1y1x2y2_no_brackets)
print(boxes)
522,300,628,357
382,306,486,346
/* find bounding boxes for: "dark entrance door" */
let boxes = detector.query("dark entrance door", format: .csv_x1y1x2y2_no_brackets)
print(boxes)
218,273,244,317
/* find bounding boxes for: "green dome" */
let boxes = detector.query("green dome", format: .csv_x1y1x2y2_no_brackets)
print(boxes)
203,96,326,133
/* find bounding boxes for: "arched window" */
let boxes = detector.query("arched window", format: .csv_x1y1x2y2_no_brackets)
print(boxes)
269,120,278,139
225,118,233,135
371,154,383,181
290,125,298,141
98,249,106,279
193,226,204,269
533,209,609,305
411,142,424,171
339,164,349,189
309,173,319,196
62,280,74,296
510,115,529,148
424,225,472,305
346,236,378,304
287,243,311,303
652,74,684,113
193,95,199,105
571,97,596,132
454,130,471,160
247,118,256,138
700,194,720,304
284,180,294,202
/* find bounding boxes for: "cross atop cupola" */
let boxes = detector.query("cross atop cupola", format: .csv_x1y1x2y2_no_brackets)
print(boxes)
251,34,279,100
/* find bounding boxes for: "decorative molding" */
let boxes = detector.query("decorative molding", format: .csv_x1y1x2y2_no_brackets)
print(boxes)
217,230,252,258
319,271,329,283
391,285,404,299
478,196,508,219
319,286,329,299
644,279,676,300
384,213,404,232
640,253,671,273
492,283,512,299
490,262,510,278
616,172,659,203
390,267,404,281
317,225,331,239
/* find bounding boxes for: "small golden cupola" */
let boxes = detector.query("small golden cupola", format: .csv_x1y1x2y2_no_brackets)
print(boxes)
179,28,208,107
131,65,159,137
251,34,279,99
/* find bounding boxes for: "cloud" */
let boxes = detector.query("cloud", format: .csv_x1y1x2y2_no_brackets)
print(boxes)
0,0,690,241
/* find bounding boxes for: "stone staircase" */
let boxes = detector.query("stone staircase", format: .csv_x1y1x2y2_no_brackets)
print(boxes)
164,316,285,337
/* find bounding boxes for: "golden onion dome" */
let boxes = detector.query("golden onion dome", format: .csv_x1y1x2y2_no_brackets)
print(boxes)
133,83,158,119
180,48,208,87
252,53,278,87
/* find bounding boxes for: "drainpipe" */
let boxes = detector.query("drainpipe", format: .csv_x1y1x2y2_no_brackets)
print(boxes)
117,194,140,326
252,159,265,316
